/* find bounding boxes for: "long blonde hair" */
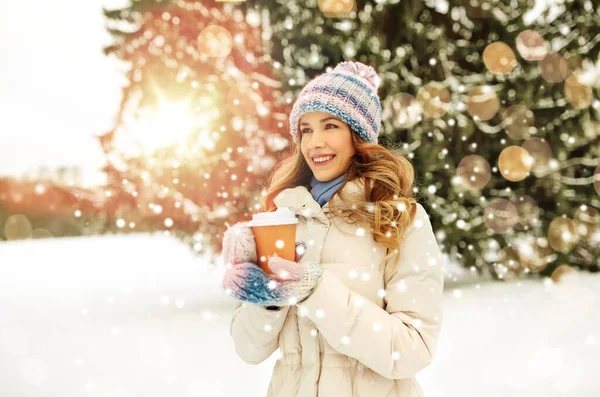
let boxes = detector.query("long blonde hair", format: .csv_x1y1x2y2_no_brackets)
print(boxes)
260,130,418,273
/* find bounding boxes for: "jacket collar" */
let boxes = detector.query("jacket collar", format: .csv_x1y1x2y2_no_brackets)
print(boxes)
273,177,365,225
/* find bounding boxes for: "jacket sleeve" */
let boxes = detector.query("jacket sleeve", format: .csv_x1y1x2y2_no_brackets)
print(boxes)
230,301,290,365
296,203,444,379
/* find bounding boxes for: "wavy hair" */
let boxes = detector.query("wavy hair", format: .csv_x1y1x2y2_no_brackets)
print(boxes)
259,130,418,273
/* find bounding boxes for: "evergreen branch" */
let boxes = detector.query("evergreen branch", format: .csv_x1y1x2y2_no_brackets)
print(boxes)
102,7,137,23
536,157,600,179
472,119,507,135
555,174,600,186
577,32,600,55
249,72,283,88
106,27,134,38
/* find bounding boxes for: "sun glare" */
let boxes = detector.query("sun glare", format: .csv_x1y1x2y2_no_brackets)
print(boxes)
113,98,214,158
139,102,196,153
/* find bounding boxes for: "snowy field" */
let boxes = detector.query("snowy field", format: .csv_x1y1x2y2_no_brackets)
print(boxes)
0,233,598,397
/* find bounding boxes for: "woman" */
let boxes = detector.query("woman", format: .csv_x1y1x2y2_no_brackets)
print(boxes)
221,61,444,397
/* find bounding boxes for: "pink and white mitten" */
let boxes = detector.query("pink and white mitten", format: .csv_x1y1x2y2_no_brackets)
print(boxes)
222,221,257,266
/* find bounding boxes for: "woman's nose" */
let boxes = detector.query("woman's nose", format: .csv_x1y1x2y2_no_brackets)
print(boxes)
308,132,325,149
309,142,325,150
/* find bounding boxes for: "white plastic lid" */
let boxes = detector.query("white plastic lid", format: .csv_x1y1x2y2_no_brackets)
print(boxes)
249,207,299,227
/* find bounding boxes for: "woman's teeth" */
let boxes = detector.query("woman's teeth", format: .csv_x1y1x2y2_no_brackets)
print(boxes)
314,156,333,163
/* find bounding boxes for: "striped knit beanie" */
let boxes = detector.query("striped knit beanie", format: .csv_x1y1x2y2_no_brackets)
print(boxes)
289,61,382,144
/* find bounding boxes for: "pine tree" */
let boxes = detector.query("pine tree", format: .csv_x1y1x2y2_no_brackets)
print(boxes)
102,0,290,257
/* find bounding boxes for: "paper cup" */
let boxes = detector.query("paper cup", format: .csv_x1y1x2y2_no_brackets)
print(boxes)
248,207,298,275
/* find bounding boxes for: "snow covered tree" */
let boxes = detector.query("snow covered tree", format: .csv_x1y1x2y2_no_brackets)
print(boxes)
101,0,290,257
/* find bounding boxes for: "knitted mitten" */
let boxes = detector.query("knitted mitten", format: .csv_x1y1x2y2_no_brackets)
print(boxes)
222,258,324,307
222,221,257,266
221,221,313,307
267,255,325,304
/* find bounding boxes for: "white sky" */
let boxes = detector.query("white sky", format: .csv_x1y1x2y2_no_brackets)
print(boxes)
0,0,130,183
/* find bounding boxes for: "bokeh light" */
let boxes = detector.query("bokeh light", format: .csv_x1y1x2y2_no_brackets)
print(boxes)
522,137,553,177
516,30,548,61
466,85,500,121
416,82,451,118
550,264,577,283
484,198,518,234
197,25,233,57
498,146,533,182
483,42,517,74
573,205,599,243
382,93,422,129
510,195,541,231
494,246,524,280
456,155,492,191
516,236,554,273
548,216,578,253
4,214,32,240
538,52,568,83
564,75,593,109
563,53,584,76
502,105,535,140
318,0,356,18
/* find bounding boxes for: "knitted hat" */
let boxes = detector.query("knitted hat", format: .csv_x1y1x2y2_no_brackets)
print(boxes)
289,61,382,144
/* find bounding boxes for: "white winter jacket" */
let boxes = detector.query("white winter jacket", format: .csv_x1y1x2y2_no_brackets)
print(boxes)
230,178,444,397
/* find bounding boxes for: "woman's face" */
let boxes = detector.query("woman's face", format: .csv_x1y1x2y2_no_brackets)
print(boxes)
300,111,356,182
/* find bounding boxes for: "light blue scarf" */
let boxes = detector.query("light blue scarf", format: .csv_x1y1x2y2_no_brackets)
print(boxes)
309,173,346,207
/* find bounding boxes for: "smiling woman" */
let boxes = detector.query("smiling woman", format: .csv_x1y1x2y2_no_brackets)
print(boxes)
299,111,356,182
223,62,443,397
258,62,419,274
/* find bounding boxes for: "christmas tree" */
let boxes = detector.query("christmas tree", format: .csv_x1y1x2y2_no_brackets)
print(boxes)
102,0,600,279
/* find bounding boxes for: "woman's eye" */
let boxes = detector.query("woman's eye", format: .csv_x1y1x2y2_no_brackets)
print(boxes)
301,124,336,134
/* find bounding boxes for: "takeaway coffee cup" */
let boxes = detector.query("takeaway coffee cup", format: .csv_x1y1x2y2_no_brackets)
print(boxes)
248,207,299,275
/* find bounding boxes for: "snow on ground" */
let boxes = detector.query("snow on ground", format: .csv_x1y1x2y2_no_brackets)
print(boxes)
0,233,598,397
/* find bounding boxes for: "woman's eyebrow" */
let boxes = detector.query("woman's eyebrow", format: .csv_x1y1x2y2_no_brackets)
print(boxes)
300,117,342,126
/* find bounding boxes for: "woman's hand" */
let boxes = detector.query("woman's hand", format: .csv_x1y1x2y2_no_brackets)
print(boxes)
221,220,320,307
222,221,257,266
267,255,324,304
221,257,324,307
